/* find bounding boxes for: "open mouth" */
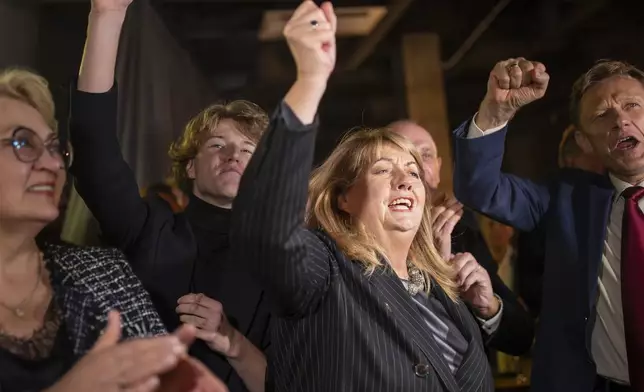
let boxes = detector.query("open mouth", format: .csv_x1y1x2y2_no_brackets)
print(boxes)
614,136,639,151
388,197,414,211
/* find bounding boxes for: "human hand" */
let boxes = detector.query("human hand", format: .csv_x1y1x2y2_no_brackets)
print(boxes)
284,1,337,85
177,294,240,358
452,253,499,319
431,195,464,260
476,58,550,130
46,310,189,392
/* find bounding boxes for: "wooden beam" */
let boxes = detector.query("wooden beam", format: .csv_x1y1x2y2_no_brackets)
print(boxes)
343,0,414,71
401,33,453,193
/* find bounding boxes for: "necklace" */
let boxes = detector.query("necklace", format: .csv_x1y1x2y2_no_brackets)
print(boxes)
405,261,426,296
0,252,43,318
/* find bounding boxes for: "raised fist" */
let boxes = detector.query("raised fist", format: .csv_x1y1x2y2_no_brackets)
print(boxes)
91,0,133,13
284,1,337,84
477,58,550,129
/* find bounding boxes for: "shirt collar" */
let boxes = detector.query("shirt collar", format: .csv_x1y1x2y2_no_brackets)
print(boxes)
608,173,644,201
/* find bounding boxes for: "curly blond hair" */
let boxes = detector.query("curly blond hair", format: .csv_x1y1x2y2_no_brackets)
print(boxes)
168,100,268,188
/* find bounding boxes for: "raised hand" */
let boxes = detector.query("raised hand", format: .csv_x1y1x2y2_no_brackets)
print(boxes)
91,0,132,13
46,310,190,392
176,293,239,358
452,253,499,319
477,57,550,130
431,195,464,260
284,0,337,84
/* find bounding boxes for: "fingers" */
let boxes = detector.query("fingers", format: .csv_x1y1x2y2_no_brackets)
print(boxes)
91,310,121,352
174,323,197,347
452,253,488,291
320,2,337,32
114,336,187,386
178,294,223,313
432,197,464,231
490,58,548,90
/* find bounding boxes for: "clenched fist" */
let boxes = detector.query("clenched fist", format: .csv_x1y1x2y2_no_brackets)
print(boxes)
284,1,337,84
477,58,550,130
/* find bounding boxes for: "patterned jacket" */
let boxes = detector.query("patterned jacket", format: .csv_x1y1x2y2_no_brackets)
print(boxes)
43,242,166,354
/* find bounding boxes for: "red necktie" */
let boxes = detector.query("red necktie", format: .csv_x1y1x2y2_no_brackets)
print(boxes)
621,185,644,391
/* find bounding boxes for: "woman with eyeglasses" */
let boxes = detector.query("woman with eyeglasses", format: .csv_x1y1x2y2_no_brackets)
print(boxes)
0,69,228,392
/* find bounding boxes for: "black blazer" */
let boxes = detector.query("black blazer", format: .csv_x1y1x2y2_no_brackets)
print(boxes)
231,104,494,392
451,218,535,355
68,84,270,391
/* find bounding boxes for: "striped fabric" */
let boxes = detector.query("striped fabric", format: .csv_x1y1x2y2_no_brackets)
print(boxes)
231,103,494,392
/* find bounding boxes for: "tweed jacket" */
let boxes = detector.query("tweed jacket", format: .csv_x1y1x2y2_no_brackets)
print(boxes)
42,242,166,354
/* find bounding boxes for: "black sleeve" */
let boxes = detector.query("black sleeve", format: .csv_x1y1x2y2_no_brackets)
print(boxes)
230,102,334,318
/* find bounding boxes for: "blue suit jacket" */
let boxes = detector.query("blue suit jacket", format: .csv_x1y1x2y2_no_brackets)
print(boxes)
452,120,615,392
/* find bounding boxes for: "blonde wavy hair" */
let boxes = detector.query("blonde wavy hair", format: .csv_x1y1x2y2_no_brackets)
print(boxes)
0,68,57,132
168,100,269,188
307,128,459,301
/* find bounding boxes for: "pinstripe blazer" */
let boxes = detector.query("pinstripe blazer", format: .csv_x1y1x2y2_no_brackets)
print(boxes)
43,242,166,354
231,104,494,392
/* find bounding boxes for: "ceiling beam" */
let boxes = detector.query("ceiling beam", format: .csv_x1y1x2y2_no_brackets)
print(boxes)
343,0,414,71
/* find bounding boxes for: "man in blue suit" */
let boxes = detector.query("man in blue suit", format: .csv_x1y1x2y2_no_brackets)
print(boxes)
451,57,644,392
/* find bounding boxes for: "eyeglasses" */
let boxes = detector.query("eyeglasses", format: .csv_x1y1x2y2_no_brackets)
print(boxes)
1,127,73,168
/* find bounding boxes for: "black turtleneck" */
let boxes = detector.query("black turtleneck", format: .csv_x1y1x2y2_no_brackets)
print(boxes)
69,85,271,392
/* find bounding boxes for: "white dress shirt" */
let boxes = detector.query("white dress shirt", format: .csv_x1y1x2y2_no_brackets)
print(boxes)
466,117,642,384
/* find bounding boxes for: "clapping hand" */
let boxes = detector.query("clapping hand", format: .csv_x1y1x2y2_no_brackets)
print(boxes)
451,253,499,319
477,58,550,130
177,294,240,358
431,194,464,260
46,310,191,392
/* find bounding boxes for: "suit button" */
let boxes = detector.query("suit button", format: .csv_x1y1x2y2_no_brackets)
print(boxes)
384,303,391,312
413,363,430,378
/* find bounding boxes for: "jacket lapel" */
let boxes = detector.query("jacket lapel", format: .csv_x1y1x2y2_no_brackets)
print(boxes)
571,175,614,311
368,269,460,392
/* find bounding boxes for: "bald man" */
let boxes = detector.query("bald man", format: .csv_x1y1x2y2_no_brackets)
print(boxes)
390,120,535,357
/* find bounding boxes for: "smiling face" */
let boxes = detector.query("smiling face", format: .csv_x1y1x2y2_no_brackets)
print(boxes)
0,97,66,228
187,119,256,208
338,144,425,238
576,75,644,182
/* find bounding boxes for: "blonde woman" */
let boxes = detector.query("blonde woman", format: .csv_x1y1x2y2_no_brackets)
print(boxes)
0,67,229,391
230,1,495,391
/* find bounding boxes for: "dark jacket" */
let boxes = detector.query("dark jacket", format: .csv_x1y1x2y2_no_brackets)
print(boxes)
452,119,617,392
68,84,271,392
230,103,495,392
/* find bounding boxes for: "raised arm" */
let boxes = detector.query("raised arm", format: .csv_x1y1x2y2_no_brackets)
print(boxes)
452,58,552,232
69,0,153,252
230,1,336,318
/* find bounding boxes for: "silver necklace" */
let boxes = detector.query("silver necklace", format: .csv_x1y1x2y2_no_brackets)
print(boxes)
405,262,426,296
0,252,43,318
